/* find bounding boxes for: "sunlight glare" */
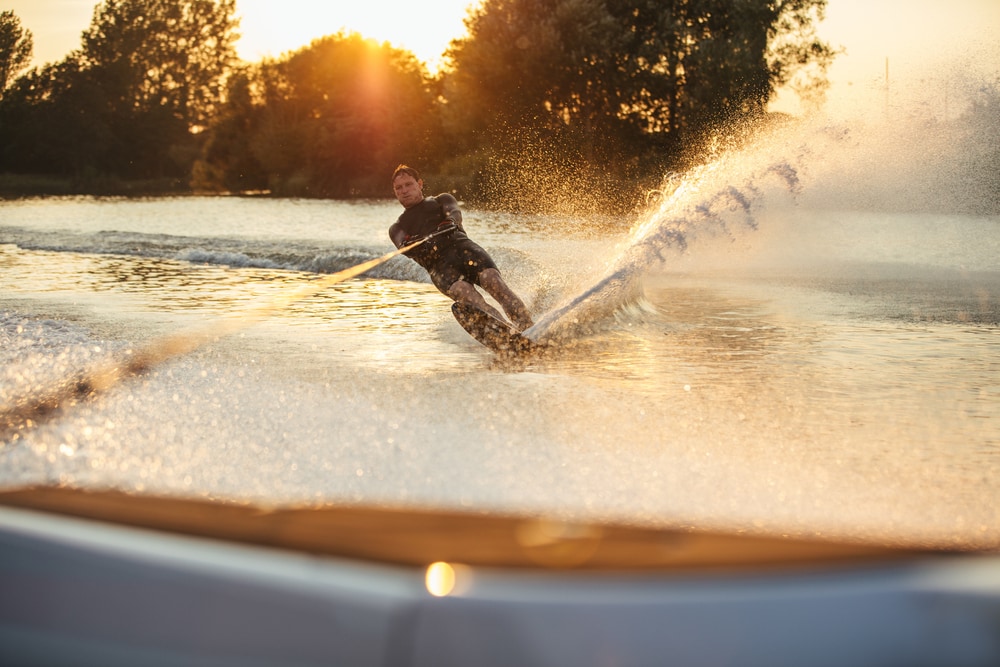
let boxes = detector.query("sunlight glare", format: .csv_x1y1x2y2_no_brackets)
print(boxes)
425,561,457,597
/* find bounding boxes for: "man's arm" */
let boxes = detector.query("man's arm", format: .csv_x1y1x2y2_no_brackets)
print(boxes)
388,221,408,249
437,193,464,229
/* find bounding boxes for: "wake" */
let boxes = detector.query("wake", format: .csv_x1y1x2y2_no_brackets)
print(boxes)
526,142,803,342
526,67,998,345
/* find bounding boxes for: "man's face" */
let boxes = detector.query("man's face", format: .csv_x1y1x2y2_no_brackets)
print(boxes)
393,174,424,208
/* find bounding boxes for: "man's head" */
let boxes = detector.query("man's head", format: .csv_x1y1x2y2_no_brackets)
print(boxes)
392,164,424,208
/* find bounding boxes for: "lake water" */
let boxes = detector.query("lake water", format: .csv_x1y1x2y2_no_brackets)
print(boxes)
1,111,998,551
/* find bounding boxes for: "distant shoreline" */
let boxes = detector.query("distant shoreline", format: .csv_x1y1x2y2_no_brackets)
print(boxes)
0,173,191,199
0,173,411,202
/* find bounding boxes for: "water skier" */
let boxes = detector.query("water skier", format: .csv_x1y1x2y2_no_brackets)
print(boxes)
388,164,534,331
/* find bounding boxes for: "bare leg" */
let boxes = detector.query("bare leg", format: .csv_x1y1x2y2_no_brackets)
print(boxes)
477,268,534,331
446,279,508,323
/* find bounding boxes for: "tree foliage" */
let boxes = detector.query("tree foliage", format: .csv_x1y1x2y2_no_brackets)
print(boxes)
77,0,238,129
0,0,238,182
442,0,834,211
0,10,33,98
193,33,438,196
1,0,835,207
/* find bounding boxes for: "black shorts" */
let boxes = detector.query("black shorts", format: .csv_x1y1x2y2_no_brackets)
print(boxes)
425,239,498,293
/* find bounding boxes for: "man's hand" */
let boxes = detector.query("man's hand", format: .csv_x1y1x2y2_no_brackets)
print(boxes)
400,221,455,248
435,221,457,236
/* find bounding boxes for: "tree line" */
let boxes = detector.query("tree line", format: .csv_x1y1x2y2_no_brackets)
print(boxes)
0,0,836,213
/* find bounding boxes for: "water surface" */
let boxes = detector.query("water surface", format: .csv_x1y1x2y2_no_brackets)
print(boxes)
2,117,998,550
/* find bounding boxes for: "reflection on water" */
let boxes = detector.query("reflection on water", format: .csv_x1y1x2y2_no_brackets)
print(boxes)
1,244,431,324
4,243,996,436
0,244,488,374
656,275,997,437
2,246,270,314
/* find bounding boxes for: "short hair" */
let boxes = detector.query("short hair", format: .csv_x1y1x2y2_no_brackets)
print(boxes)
392,164,421,183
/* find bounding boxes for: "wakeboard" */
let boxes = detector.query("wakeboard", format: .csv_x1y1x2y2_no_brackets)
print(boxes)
451,302,538,356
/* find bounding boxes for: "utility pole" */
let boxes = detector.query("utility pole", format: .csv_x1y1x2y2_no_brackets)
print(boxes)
884,56,890,117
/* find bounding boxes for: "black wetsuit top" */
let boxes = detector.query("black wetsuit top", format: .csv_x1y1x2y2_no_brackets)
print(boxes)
389,195,497,293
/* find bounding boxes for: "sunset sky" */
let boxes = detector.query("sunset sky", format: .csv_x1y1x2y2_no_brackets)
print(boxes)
6,0,1000,109
7,0,480,70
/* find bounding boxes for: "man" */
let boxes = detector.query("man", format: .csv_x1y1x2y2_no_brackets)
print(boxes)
388,164,534,331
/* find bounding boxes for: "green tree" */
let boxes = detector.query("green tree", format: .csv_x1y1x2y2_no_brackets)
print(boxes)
0,56,108,176
442,0,639,211
0,0,239,181
765,0,838,112
443,0,835,211
0,10,33,98
196,33,438,197
77,0,239,177
78,0,239,131
191,67,268,192
606,0,835,153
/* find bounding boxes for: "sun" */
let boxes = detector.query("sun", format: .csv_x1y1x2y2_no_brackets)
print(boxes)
235,0,482,71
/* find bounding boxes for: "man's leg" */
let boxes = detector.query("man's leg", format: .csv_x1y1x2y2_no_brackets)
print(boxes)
446,279,507,322
478,268,534,331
